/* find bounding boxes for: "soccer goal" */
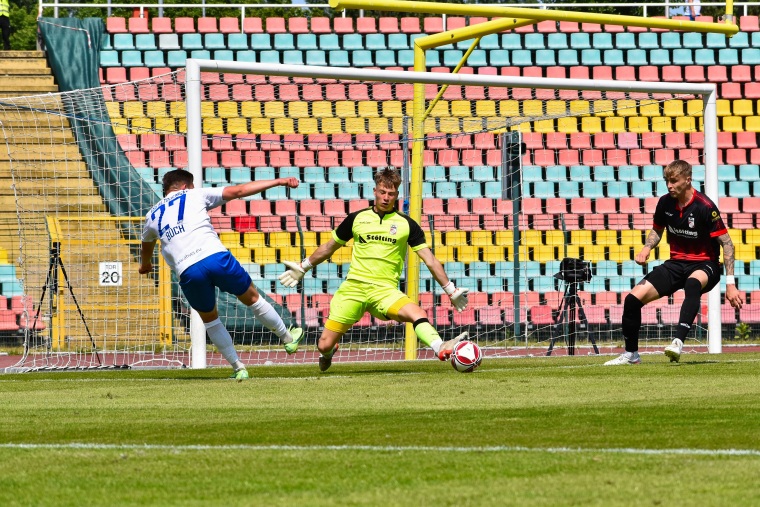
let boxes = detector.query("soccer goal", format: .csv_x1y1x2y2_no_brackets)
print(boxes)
1,59,721,371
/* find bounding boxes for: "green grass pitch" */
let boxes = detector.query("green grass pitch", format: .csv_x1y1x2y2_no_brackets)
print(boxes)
1,352,760,506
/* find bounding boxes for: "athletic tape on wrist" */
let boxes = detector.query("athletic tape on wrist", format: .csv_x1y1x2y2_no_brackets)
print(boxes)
725,275,735,286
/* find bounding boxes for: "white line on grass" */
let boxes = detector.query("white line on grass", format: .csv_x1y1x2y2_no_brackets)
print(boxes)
1,443,759,457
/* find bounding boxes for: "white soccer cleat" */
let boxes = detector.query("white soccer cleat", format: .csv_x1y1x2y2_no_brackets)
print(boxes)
438,332,469,361
664,338,683,363
603,352,641,366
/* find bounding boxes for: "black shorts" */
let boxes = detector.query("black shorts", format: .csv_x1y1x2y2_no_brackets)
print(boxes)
643,259,722,297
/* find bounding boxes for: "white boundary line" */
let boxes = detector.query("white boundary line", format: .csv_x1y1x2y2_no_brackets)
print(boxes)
1,443,759,457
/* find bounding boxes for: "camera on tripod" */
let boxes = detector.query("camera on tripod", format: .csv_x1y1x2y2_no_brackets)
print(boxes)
554,257,592,284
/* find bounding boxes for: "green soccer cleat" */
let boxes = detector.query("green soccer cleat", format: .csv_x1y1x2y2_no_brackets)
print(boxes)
230,368,249,381
283,326,305,355
319,344,339,372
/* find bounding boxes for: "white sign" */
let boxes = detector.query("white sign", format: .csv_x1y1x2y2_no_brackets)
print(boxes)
99,262,123,286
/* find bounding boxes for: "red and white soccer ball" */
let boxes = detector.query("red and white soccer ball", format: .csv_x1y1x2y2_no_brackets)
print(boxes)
450,340,482,373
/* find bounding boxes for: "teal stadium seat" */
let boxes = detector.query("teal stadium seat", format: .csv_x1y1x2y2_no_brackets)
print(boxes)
304,166,326,183
397,50,414,67
592,165,615,182
692,165,706,182
546,165,567,180
626,49,648,65
524,33,545,50
375,50,396,66
205,33,226,50
603,49,625,66
729,31,749,49
101,34,113,51
595,261,618,277
480,34,500,50
329,50,350,66
569,32,591,49
523,262,541,278
570,165,591,181
283,50,304,65
660,32,681,49
135,167,156,182
484,181,501,198
259,51,281,64
631,181,654,197
306,50,327,66
228,33,250,50
532,181,556,198
615,33,636,50
468,50,488,67
558,181,580,197
511,50,533,66
739,164,760,181
642,165,663,181
592,33,613,50
297,34,318,51
621,260,644,277
338,182,362,200
535,49,556,66
289,183,312,200
741,48,760,65
135,34,157,50
112,33,135,50
343,34,364,51
143,51,166,67
236,50,256,63
649,49,671,65
435,182,458,199
425,50,441,67
120,51,143,67
443,50,464,67
229,167,251,184
523,165,543,182
254,166,276,180
618,165,639,182
100,51,120,67
250,34,272,50
352,50,374,66
581,49,602,66
638,33,659,50
672,49,694,65
719,48,740,65
205,167,228,185
181,33,204,50
682,32,704,49
445,262,465,278
606,181,629,198
557,49,579,65
352,166,374,183
328,166,351,183
365,34,387,50
274,34,295,50
319,34,340,51
694,48,716,65
213,50,234,61
501,34,522,50
460,182,483,199
388,34,409,50
422,182,434,199
473,165,494,181
718,164,736,181
582,181,605,198
547,33,568,50
425,165,447,182
449,165,470,182
706,32,727,49
728,181,751,197
489,50,510,66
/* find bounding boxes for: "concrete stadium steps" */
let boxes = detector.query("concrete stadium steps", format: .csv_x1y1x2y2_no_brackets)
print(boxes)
0,51,57,96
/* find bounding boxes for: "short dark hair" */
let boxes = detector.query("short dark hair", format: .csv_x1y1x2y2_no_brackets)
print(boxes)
162,169,194,196
374,167,402,189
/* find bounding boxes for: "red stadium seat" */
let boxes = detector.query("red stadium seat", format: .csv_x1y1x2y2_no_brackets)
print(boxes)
219,17,240,34
740,15,760,32
243,18,263,34
400,17,421,33
423,17,443,33
106,17,127,33
310,17,332,34
289,17,309,34
379,17,399,33
356,17,377,34
197,17,218,33
684,65,705,82
150,17,173,34
174,17,195,34
266,17,286,33
334,17,354,34
128,16,150,34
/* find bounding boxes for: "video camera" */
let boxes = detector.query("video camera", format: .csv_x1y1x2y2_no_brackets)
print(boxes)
554,257,592,284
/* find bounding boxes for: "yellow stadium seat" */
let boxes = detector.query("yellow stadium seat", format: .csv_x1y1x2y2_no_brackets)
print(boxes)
521,230,543,247
105,101,122,118
344,117,366,133
638,99,660,117
451,100,471,117
494,231,513,245
482,245,507,262
615,99,638,117
675,116,696,132
627,116,650,133
227,247,251,263
288,101,310,118
146,102,167,118
445,230,467,246
278,246,303,260
123,102,145,118
663,100,684,117
296,118,319,134
595,230,617,246
620,230,644,247
269,231,292,247
176,118,187,133
217,101,239,118
0,249,8,264
722,116,744,133
457,245,480,263
471,230,494,246
732,99,754,116
249,118,272,134
716,99,732,116
219,232,241,247
169,101,186,118
534,119,555,133
607,245,633,262
499,100,520,117
548,100,568,115
531,245,557,262
439,117,460,133
273,118,294,134
425,230,442,247
243,232,266,248
111,118,130,135
462,118,484,132
378,101,402,118
604,116,626,133
320,117,343,134
389,117,405,134
522,100,543,117
434,245,457,262
544,230,565,246
154,117,176,134
735,244,756,262
592,99,615,117
557,117,579,133
335,101,357,118
487,117,509,131
581,117,602,133
686,100,703,117
654,243,669,259
562,245,581,259
358,101,379,118
367,118,389,134
319,232,334,244
570,230,592,245
241,101,262,118
745,116,760,132
581,245,605,262
130,117,153,134
200,102,215,118
430,101,450,117
263,101,285,118
475,100,496,117
202,118,225,134
312,101,333,118
227,118,249,135
651,116,673,133
423,118,438,134
329,246,352,265
253,247,277,264
569,100,591,116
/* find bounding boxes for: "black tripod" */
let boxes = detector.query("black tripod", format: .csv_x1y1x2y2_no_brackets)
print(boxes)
31,242,101,365
547,280,598,356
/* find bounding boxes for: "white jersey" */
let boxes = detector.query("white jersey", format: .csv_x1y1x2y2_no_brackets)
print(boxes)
142,188,228,275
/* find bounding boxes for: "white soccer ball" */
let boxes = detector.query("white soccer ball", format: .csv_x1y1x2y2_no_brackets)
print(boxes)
450,340,483,373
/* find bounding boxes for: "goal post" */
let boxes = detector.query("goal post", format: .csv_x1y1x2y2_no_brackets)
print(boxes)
184,59,721,368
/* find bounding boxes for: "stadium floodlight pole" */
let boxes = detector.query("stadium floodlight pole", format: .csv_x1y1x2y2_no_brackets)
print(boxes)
329,0,739,36
183,59,721,365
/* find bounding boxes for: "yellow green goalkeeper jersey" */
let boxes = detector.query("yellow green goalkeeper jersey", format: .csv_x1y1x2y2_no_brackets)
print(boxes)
332,206,428,288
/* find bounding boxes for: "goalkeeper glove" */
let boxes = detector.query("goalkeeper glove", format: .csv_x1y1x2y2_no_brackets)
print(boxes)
278,258,313,288
442,282,469,312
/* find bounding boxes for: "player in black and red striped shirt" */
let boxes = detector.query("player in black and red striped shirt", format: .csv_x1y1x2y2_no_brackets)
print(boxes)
605,160,744,365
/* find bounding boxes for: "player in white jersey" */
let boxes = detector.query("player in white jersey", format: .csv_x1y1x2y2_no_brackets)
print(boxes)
139,169,304,380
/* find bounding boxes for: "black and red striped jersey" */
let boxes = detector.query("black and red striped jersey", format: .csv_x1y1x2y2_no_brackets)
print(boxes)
652,190,727,262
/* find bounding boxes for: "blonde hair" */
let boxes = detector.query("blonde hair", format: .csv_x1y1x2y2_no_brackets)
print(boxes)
664,160,692,180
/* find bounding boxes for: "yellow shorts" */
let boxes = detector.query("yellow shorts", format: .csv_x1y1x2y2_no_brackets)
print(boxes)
326,279,412,328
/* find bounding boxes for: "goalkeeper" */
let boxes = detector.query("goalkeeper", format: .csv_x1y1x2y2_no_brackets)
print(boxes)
139,169,304,380
279,167,469,372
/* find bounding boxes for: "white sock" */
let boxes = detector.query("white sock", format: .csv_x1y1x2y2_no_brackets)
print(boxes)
251,298,290,343
430,338,443,354
204,318,241,367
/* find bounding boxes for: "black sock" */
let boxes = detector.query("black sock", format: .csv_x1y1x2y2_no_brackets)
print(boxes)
676,278,702,342
622,293,644,353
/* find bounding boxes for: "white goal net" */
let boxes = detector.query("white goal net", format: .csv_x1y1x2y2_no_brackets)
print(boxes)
0,60,721,371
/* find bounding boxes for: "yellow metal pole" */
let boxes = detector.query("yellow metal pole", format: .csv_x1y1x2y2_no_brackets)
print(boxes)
158,251,173,346
724,0,735,24
330,0,738,36
423,36,481,122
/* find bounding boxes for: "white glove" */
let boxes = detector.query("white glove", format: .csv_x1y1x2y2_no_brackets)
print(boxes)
443,282,469,312
278,259,312,288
